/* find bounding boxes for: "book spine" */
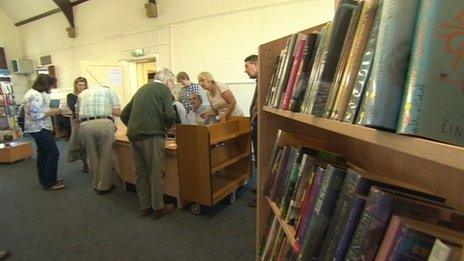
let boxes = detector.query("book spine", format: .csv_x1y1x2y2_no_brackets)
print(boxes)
323,1,365,119
318,170,365,260
330,0,380,121
343,2,382,124
332,195,366,260
261,216,279,259
375,215,404,261
286,159,314,224
271,34,298,108
275,149,298,204
265,55,283,107
294,167,326,253
359,0,420,130
346,187,394,260
390,225,435,260
280,150,306,216
264,146,285,196
267,49,287,107
305,2,358,117
299,165,347,260
300,23,333,114
397,0,464,146
289,33,319,112
281,38,307,110
258,214,275,257
427,239,452,261
291,165,317,227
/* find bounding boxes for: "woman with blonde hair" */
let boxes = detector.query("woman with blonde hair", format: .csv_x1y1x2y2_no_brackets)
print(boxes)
197,71,243,122
67,76,89,172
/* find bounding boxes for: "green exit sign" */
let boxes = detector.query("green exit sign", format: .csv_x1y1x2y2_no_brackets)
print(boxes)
131,49,145,57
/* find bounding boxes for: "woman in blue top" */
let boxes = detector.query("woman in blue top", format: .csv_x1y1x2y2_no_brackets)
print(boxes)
23,74,66,190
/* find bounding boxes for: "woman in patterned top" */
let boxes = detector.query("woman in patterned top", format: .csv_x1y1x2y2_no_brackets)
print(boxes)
23,74,66,190
197,71,243,122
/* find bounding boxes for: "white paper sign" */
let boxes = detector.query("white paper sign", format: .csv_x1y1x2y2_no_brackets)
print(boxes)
108,68,122,86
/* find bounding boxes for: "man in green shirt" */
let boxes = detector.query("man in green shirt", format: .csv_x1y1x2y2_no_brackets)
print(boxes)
121,68,177,219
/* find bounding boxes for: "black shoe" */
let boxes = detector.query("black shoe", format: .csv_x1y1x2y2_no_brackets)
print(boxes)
248,198,257,208
95,185,115,195
139,208,153,217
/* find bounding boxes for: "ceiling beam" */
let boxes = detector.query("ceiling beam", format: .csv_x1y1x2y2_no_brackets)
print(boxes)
52,0,74,28
14,0,89,27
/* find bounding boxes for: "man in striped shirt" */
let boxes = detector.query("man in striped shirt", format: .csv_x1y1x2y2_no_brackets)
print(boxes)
176,71,200,113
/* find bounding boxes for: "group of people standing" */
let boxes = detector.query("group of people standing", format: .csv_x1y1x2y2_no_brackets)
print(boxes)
21,54,259,218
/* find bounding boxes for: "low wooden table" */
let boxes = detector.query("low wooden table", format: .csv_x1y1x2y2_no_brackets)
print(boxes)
0,141,33,163
114,126,188,209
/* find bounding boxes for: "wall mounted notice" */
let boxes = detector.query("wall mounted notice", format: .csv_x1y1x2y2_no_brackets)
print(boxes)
109,68,122,86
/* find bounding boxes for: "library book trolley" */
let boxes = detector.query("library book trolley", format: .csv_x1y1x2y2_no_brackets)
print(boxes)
176,117,252,214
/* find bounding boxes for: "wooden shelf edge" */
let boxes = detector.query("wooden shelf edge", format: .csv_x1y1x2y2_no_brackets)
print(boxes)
265,197,297,249
210,130,251,145
263,107,464,171
211,153,251,173
212,174,249,205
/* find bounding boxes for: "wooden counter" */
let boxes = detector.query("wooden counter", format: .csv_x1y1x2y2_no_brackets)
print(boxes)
114,125,187,209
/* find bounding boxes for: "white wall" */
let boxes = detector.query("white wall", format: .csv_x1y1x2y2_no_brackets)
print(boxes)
15,0,335,112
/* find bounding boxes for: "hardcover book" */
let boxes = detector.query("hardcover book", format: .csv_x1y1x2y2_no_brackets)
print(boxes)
281,37,307,110
330,0,380,121
271,34,300,108
344,2,382,124
304,0,359,117
288,33,320,112
299,164,347,260
324,1,365,119
397,0,464,146
358,0,420,130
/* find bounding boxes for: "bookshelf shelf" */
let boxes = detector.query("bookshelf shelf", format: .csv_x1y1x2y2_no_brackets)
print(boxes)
263,106,464,172
256,22,464,259
266,197,297,249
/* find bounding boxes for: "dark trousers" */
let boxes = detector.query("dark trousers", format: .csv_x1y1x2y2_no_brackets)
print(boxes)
252,125,257,167
30,129,60,188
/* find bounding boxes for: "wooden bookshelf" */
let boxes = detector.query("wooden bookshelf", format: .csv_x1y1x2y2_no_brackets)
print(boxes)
256,24,464,258
266,197,297,249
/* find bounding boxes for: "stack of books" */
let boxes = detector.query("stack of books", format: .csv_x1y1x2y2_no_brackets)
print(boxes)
264,0,464,147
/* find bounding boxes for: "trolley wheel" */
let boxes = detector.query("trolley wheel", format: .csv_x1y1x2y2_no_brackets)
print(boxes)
190,203,202,215
229,191,237,204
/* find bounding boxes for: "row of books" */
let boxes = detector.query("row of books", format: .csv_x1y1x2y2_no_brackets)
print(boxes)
264,0,464,147
259,130,464,260
0,79,22,139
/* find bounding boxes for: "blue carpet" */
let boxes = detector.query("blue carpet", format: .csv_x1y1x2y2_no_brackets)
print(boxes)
0,138,256,260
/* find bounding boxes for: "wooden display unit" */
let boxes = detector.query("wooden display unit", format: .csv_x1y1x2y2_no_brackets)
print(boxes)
256,24,464,255
0,141,33,163
176,117,251,214
114,126,187,209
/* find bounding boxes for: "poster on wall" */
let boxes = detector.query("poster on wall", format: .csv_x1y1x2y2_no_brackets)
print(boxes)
109,68,122,86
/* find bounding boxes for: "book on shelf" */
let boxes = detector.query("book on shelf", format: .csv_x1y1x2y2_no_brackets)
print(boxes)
357,0,420,131
280,37,307,110
323,0,365,119
288,33,320,112
299,164,347,260
343,0,382,124
376,215,464,261
428,239,462,261
330,0,380,121
397,0,464,147
300,23,333,114
345,186,464,260
303,0,359,117
269,34,300,108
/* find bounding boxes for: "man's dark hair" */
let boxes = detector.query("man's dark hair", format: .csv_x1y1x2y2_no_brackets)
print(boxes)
32,74,57,93
176,71,190,83
244,54,258,64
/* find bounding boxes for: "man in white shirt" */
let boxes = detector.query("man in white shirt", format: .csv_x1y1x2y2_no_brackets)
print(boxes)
186,93,208,125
